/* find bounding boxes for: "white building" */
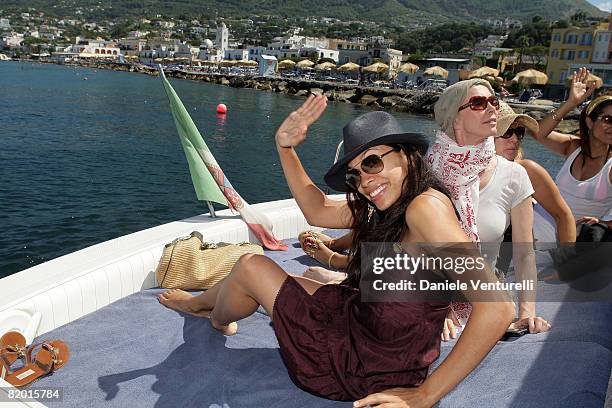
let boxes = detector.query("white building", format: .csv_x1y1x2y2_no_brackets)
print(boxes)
197,47,223,62
247,46,267,62
0,33,24,49
215,23,229,54
224,49,248,61
127,30,149,38
72,39,121,58
0,19,11,31
300,47,339,62
592,29,611,63
119,38,147,51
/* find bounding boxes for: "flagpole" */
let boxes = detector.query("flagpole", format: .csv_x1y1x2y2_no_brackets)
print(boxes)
158,64,218,218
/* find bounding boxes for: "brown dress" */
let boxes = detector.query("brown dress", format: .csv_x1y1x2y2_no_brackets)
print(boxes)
272,275,450,401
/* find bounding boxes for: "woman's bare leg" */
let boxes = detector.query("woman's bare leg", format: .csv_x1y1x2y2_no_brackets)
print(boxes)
158,254,324,334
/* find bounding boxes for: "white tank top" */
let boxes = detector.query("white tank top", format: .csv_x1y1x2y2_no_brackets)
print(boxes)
555,147,612,222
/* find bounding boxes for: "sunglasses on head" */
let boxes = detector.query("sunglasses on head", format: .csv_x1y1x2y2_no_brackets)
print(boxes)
596,114,612,125
500,126,525,140
345,147,400,190
458,96,500,111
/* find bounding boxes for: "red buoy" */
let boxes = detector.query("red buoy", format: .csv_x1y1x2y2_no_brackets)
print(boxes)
216,103,227,114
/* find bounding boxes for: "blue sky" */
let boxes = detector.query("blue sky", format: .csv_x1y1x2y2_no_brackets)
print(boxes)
587,0,612,12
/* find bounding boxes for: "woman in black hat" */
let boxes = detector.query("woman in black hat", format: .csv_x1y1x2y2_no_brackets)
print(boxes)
159,95,514,407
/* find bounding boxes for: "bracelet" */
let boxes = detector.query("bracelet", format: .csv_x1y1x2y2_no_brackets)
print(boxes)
550,110,564,122
328,252,336,268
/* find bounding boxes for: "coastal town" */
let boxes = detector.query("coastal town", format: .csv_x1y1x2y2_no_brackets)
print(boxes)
1,6,611,123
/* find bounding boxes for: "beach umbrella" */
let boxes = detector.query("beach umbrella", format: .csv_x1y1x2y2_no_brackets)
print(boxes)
220,60,237,67
458,69,471,81
565,72,603,89
337,62,361,72
424,66,449,78
278,59,296,69
237,60,257,67
399,63,419,74
158,67,288,250
296,59,315,68
315,61,336,70
363,62,389,73
512,69,548,85
468,66,499,79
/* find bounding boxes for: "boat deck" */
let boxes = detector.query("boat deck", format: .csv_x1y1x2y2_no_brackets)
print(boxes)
18,232,612,407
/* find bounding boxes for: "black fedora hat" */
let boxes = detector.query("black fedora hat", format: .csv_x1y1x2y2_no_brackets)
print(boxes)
324,111,429,192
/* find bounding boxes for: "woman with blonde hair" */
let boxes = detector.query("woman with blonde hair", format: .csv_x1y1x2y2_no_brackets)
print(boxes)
429,79,550,340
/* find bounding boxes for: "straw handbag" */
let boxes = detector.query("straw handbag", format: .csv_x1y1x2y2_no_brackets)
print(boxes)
155,231,264,290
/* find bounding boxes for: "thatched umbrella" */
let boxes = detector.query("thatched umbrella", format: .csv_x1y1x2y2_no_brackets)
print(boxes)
399,62,419,74
315,61,336,70
278,59,296,69
237,60,257,67
424,66,449,78
296,59,315,68
468,66,500,79
363,62,389,73
512,69,548,86
337,62,361,72
220,60,237,67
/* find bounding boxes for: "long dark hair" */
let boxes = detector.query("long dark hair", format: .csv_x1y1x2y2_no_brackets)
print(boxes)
343,143,453,287
578,98,612,167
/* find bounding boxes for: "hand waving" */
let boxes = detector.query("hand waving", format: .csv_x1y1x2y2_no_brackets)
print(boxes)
275,95,327,148
568,67,595,107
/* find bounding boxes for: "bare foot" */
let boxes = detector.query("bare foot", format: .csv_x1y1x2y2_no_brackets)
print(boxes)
303,266,346,284
158,289,211,317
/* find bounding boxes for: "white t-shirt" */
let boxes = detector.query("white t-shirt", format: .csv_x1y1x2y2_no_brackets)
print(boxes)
477,156,535,264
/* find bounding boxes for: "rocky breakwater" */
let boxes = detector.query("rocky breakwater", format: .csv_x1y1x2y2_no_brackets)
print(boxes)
164,70,439,114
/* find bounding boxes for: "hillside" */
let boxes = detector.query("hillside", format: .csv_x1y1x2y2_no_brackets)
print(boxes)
0,0,607,24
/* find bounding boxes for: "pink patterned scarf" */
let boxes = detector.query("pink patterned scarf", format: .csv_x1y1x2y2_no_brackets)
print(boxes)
426,130,495,243
426,130,496,325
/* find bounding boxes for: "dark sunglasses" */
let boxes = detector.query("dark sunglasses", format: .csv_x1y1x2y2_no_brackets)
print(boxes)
345,147,400,190
596,114,612,125
458,96,500,111
500,126,525,141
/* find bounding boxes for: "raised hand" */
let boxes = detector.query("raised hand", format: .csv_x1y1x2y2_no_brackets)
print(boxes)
275,95,327,148
568,67,595,107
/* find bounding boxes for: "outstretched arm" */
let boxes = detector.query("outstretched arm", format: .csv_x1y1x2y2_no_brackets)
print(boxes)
518,159,576,243
276,95,353,228
355,191,514,408
534,67,594,157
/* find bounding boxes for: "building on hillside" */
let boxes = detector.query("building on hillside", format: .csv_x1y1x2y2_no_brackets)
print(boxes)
0,33,24,49
0,19,11,31
547,20,611,86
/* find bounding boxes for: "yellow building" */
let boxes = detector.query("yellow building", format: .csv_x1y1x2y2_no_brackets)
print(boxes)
547,21,611,86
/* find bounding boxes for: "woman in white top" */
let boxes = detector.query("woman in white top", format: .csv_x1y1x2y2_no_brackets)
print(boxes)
428,79,550,340
531,68,612,236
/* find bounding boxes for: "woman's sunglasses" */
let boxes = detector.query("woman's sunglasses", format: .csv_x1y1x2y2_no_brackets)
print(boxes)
499,126,525,141
345,147,399,190
458,96,500,111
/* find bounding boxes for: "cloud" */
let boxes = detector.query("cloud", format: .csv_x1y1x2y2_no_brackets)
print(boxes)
587,0,612,11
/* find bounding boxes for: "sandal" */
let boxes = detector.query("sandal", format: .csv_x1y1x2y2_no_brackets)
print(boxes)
0,331,27,367
298,231,333,254
2,340,69,387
